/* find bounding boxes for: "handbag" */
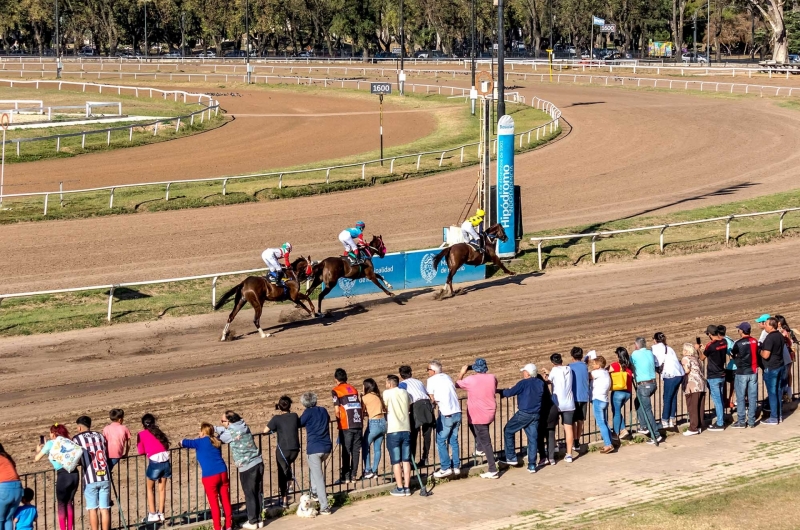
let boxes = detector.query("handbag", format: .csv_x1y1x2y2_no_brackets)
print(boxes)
48,436,84,473
610,368,629,391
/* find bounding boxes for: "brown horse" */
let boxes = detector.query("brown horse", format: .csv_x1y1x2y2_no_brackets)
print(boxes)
432,223,514,296
214,257,315,341
305,235,394,315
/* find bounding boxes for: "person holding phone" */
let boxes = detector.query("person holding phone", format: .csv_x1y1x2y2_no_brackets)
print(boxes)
456,358,498,479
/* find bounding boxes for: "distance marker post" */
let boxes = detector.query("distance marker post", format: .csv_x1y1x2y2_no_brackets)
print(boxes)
0,113,8,209
370,82,392,166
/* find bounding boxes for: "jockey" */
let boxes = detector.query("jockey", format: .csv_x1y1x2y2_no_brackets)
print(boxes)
461,209,485,249
338,221,366,261
261,242,292,284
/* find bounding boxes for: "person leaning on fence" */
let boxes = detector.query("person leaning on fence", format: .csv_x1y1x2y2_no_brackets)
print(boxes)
265,396,301,509
360,378,387,480
299,392,333,516
680,343,707,436
398,365,435,467
136,414,171,523
181,424,232,530
102,409,130,471
699,325,729,432
73,416,111,530
383,375,412,496
331,368,363,484
731,323,760,429
545,353,576,462
651,332,685,429
35,424,80,530
216,411,264,529
761,317,787,425
455,358,499,479
775,315,797,402
498,363,545,473
590,357,615,454
0,443,23,530
630,338,663,445
608,347,634,440
426,360,462,478
568,347,590,454
537,372,557,466
718,325,737,410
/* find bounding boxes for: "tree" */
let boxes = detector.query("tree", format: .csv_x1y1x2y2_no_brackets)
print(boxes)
747,0,787,61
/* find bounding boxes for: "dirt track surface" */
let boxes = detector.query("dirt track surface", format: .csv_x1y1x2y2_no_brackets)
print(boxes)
3,236,800,473
2,81,800,293
3,89,436,193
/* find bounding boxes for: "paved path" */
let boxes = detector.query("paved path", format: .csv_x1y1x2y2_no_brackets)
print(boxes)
267,406,800,529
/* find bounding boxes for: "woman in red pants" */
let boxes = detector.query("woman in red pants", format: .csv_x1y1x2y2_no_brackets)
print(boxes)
182,424,232,530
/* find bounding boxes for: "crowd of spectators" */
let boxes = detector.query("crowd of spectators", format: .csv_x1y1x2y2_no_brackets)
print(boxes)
1,314,795,527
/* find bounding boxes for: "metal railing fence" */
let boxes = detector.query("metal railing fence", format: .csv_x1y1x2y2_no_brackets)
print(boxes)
17,364,798,530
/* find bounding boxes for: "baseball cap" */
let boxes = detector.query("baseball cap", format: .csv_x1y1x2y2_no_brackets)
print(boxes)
755,314,770,323
705,325,718,336
521,363,537,376
736,322,751,333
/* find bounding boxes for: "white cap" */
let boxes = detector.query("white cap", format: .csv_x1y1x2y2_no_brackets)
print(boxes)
521,363,537,376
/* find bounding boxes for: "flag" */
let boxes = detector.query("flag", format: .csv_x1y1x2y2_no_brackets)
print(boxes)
592,16,605,26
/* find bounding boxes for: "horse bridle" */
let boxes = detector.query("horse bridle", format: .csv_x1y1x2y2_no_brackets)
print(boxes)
366,237,386,258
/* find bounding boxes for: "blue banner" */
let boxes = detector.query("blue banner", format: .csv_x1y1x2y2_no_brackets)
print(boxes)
404,249,486,289
324,252,406,298
496,115,516,258
593,16,605,26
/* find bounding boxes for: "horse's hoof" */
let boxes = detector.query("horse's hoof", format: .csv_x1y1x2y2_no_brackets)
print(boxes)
315,313,324,318
265,333,273,338
385,283,393,290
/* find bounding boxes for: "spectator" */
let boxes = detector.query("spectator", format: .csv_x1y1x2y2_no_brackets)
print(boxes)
608,347,634,439
538,373,557,466
699,325,728,432
498,363,545,473
216,411,263,530
681,342,707,436
756,313,770,342
776,315,796,402
455,358,498,479
630,337,663,445
136,414,171,523
718,325,737,410
331,368,363,484
102,409,130,471
652,332,685,429
0,443,23,530
590,356,614,454
426,360,462,478
383,375,412,496
264,396,300,508
73,416,111,530
731,323,759,429
300,392,332,515
545,353,576,462
181,424,232,530
568,347,590,453
360,379,386,480
399,366,435,467
761,317,787,425
35,424,80,530
12,488,36,530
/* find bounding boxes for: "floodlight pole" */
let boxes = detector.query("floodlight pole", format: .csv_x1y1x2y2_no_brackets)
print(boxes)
497,0,505,118
399,0,405,95
470,0,476,114
245,0,251,83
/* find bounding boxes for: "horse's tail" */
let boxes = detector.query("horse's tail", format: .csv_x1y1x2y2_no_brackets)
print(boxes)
214,282,242,311
432,247,449,270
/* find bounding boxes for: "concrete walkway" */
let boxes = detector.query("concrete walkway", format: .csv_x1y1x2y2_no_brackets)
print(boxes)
266,405,800,529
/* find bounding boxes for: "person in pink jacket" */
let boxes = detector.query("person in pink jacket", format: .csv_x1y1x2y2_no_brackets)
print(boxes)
455,358,498,479
136,414,171,524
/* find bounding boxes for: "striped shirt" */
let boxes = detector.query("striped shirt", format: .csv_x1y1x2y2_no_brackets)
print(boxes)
72,431,110,484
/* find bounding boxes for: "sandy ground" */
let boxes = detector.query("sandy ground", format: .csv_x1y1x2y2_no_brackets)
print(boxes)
2,81,800,294
2,88,436,193
2,235,799,474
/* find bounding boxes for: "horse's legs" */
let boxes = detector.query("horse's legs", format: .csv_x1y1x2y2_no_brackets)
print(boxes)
316,284,335,316
366,270,394,297
373,272,393,291
489,251,514,275
291,289,315,316
243,291,268,338
221,290,246,341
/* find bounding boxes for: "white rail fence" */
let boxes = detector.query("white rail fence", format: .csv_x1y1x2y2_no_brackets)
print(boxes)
529,207,800,270
0,78,562,215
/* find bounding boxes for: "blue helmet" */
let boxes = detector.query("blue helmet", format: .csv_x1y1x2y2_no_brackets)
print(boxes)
355,220,365,229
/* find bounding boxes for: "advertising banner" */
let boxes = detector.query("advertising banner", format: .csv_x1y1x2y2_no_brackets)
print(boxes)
404,249,486,290
324,252,405,298
592,16,605,26
496,115,516,258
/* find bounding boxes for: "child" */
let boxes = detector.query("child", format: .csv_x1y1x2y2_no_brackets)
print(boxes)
181,424,232,530
13,488,37,530
102,409,131,471
590,356,614,454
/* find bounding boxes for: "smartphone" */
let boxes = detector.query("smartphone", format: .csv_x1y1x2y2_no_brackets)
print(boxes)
696,337,702,346
39,435,45,445
466,365,473,371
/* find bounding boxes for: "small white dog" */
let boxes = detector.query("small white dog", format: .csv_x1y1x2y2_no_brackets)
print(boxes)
296,494,318,518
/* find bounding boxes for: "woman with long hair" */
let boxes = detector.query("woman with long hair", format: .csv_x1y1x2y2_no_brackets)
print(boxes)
652,332,685,428
182,424,232,530
681,343,707,436
608,348,634,439
0,443,23,530
776,315,796,402
34,424,79,530
360,378,386,480
264,396,300,509
136,414,171,523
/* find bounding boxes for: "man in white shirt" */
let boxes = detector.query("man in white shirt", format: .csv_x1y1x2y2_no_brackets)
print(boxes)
426,360,462,478
399,365,435,466
384,375,412,496
544,353,577,463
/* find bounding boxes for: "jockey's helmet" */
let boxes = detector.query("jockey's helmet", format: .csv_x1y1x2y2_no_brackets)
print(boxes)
282,242,292,252
476,208,485,217
355,220,366,229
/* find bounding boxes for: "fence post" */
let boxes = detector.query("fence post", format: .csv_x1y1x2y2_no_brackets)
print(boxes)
165,183,171,201
279,173,283,189
537,240,543,270
390,158,395,174
107,286,115,321
107,130,111,146
460,146,464,163
591,235,598,264
660,225,668,253
725,216,733,246
416,155,421,170
56,137,60,152
222,178,228,196
212,276,218,308
326,168,330,184
175,118,181,132
109,188,115,208
780,211,787,234
153,122,158,136
43,193,49,215
439,151,446,167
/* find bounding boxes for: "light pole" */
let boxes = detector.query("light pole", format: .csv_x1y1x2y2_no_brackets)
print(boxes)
399,0,405,95
245,0,251,83
470,0,476,114
549,0,553,54
497,0,505,118
54,0,61,79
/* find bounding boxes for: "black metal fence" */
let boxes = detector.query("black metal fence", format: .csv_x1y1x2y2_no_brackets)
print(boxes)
18,360,798,530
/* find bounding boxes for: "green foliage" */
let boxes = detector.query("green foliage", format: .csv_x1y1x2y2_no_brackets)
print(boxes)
787,10,800,54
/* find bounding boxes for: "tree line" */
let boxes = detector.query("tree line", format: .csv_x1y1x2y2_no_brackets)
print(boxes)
0,0,797,61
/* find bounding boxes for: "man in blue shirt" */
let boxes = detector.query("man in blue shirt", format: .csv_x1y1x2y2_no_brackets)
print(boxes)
568,347,590,453
497,363,545,473
630,337,663,445
299,392,333,515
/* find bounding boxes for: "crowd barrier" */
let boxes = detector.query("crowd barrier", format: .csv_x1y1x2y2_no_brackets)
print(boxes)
16,360,799,530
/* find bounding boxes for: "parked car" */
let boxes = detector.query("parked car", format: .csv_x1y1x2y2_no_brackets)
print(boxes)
224,50,246,57
297,50,315,58
789,54,800,64
372,51,397,62
165,51,181,58
196,50,216,57
430,50,447,58
681,52,708,63
79,47,95,56
414,50,430,59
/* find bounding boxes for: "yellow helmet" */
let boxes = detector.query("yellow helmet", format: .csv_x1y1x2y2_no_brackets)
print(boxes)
476,209,485,217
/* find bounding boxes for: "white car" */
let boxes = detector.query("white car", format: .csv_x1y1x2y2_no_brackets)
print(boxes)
197,51,216,58
681,52,708,63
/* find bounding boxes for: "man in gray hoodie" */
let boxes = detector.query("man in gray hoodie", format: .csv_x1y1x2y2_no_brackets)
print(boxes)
216,411,264,529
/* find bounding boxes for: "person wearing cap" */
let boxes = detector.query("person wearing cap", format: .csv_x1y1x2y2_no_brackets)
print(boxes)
497,363,545,473
731,322,760,428
756,314,771,342
426,361,462,478
629,337,663,445
760,317,787,425
456,359,498,479
698,325,728,432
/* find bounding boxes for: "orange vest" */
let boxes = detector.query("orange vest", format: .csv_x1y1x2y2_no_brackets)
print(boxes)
332,383,363,430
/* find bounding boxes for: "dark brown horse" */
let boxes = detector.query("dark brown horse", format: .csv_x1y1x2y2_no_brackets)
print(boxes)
215,257,315,341
305,235,394,315
432,223,514,296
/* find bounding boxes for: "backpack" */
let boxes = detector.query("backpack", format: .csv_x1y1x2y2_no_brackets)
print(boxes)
610,369,629,392
49,436,83,473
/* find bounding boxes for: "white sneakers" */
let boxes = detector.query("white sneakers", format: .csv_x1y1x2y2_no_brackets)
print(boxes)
480,471,499,479
683,430,700,436
433,468,453,478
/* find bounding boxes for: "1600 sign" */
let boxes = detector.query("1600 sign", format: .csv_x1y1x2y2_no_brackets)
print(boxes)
370,83,392,95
